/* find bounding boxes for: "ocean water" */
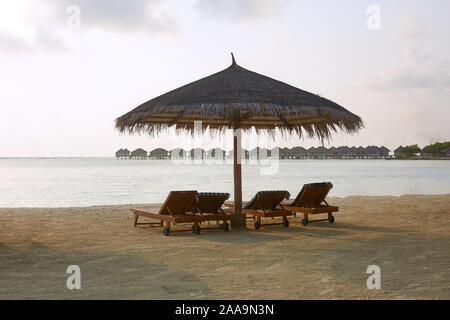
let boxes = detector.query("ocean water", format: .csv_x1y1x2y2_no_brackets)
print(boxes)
0,158,449,208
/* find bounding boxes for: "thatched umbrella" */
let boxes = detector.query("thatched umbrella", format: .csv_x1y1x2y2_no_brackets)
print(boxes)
116,54,363,228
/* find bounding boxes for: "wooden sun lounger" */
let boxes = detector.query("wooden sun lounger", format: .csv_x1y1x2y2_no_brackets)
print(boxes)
191,192,231,231
280,182,338,226
226,191,292,230
131,191,204,236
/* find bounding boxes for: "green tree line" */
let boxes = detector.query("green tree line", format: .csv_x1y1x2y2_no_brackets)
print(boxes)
401,141,450,157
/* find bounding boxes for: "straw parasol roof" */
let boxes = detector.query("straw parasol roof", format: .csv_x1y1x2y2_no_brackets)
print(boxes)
116,54,363,140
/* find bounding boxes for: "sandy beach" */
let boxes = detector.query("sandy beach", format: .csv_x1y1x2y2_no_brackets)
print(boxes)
1,194,449,300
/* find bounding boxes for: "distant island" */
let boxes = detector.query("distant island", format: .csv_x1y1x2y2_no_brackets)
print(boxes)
115,141,450,160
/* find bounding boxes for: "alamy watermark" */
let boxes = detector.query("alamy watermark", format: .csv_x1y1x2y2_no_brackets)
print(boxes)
366,265,381,289
366,5,381,30
168,121,281,175
66,265,81,290
67,5,81,30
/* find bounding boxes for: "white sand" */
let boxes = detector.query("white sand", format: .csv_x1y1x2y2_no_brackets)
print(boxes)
0,194,449,299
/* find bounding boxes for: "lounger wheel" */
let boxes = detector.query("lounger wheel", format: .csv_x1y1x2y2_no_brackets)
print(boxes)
192,225,201,234
328,215,335,223
283,219,289,227
301,218,308,226
224,222,229,232
254,221,261,230
163,227,170,236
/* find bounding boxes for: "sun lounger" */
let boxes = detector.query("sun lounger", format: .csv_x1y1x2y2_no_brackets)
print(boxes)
191,192,231,231
226,190,292,230
131,191,204,236
280,182,338,226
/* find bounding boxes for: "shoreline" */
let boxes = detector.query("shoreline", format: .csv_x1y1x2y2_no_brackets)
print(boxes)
1,193,449,299
1,193,449,210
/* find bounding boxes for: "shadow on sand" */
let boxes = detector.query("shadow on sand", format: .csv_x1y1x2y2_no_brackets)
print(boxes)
0,242,214,300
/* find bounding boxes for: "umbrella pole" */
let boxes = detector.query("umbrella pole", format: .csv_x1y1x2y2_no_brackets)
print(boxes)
231,128,246,229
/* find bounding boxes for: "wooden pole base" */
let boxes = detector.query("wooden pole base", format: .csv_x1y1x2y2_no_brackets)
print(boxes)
232,128,246,229
230,213,247,229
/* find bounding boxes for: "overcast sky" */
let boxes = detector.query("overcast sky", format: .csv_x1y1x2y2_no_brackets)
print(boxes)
0,0,449,157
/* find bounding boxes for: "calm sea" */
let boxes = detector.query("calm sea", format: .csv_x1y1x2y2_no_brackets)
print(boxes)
0,158,449,208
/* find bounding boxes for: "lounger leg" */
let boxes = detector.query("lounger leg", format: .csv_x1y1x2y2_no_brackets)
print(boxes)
193,222,200,234
133,214,139,227
302,213,309,226
328,212,335,223
163,221,171,236
160,221,163,227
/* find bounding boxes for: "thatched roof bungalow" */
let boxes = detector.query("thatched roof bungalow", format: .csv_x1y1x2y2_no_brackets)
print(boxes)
249,147,269,159
278,147,292,159
206,148,226,159
440,146,450,157
170,148,188,159
315,146,328,159
365,146,380,158
290,146,307,159
190,148,205,159
349,146,358,158
356,146,366,158
327,146,338,158
307,147,316,158
115,148,130,159
379,146,390,158
130,148,148,159
337,146,350,158
394,146,404,157
150,148,169,159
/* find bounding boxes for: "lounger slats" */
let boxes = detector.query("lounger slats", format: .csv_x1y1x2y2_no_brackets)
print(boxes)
131,191,231,235
281,182,339,225
192,192,230,214
242,190,292,229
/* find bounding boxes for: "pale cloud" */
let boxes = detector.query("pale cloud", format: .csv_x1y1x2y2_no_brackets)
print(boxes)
56,0,179,34
367,48,450,90
193,0,288,21
394,12,427,40
0,0,179,54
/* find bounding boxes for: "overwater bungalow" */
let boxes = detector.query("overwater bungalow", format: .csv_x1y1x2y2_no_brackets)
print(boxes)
365,145,380,159
315,146,328,159
249,147,268,159
349,146,358,158
337,146,350,159
290,146,307,159
278,147,292,159
327,146,338,158
394,146,404,158
440,146,450,157
150,148,169,159
379,146,390,158
357,146,366,159
206,148,226,159
307,147,316,159
115,148,130,159
189,148,205,159
130,148,148,159
170,148,188,159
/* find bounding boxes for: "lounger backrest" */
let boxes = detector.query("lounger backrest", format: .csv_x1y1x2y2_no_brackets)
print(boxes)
244,191,289,210
192,192,230,214
292,182,333,208
158,191,198,215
